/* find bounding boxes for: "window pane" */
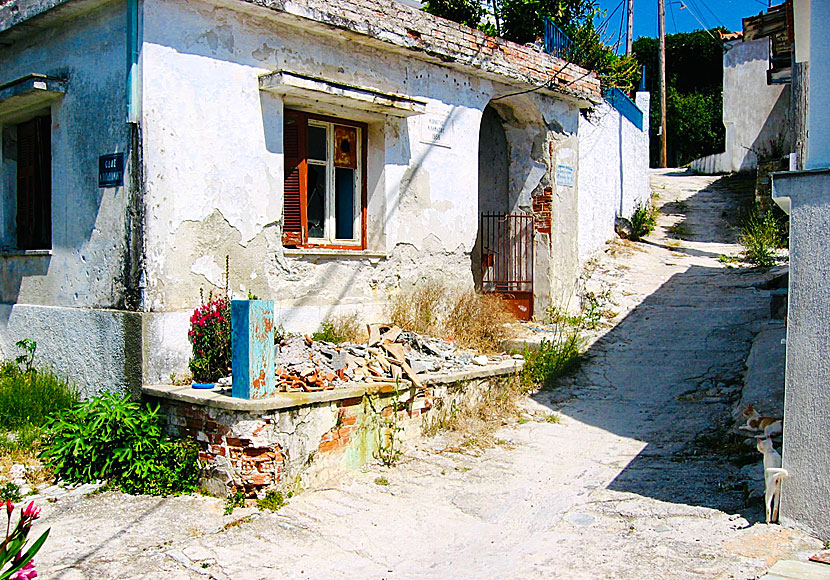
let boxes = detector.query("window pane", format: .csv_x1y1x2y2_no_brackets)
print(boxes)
307,164,326,238
308,125,327,161
335,167,355,240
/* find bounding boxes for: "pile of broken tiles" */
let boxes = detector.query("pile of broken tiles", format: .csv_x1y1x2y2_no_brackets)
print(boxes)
273,324,517,393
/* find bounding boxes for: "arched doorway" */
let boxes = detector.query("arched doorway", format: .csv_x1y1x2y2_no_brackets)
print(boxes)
474,101,543,320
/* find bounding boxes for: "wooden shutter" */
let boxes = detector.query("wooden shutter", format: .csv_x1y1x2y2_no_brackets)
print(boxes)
16,115,51,250
283,110,307,246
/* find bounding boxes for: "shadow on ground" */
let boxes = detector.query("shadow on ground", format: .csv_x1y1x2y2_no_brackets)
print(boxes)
531,171,776,522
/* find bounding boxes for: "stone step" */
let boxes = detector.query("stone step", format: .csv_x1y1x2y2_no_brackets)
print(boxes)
762,560,830,580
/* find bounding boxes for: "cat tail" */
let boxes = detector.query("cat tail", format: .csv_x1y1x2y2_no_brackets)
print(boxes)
766,468,789,478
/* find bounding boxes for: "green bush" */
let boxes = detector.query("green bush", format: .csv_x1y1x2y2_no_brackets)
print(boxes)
521,334,582,390
739,211,785,267
40,392,200,496
630,201,656,241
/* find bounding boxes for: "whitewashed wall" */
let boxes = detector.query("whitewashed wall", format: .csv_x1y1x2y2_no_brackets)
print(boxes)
577,93,651,263
139,0,585,380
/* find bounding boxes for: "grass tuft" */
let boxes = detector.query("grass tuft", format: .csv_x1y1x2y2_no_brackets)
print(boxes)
388,280,515,351
0,362,78,431
311,313,366,344
520,334,582,391
739,211,786,267
630,201,657,241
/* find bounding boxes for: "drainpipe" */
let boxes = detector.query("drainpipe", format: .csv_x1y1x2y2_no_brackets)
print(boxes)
125,0,147,312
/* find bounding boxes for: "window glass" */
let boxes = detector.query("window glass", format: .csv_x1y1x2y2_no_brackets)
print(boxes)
335,167,355,240
308,125,327,162
307,164,326,238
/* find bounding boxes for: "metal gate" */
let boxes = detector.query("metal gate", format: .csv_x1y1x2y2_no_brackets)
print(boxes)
480,212,534,320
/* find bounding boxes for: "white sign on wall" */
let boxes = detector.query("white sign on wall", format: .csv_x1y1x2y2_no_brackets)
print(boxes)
420,114,453,148
556,164,575,187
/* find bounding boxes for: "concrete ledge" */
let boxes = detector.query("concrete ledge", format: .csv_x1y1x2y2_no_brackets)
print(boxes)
143,359,523,412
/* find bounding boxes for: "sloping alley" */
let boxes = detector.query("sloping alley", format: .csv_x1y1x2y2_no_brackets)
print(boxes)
36,170,821,579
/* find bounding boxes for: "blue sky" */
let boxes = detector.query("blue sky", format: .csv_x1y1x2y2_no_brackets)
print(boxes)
596,0,772,45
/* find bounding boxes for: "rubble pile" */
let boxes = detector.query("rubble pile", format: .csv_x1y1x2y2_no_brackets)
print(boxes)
274,324,515,392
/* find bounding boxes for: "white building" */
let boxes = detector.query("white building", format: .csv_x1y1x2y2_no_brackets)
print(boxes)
0,0,649,393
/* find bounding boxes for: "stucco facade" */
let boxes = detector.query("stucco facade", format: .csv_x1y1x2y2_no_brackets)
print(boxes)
691,38,791,175
0,0,649,393
771,0,830,541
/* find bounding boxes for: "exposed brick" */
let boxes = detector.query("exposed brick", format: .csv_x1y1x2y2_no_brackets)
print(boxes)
339,396,364,408
225,437,252,447
318,439,339,453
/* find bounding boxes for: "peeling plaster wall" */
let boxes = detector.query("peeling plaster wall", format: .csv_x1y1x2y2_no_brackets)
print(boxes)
139,0,585,381
0,0,138,394
577,94,651,263
0,0,131,308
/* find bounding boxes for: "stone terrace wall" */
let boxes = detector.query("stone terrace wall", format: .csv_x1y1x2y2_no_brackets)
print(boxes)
241,0,601,103
149,375,517,496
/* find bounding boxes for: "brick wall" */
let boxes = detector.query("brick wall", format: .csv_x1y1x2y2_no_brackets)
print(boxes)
245,0,601,103
150,375,507,497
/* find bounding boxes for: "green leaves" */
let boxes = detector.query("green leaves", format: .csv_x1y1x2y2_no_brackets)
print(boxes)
40,392,200,496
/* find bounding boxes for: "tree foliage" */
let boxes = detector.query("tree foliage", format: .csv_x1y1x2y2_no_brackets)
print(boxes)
633,29,726,166
423,0,483,29
499,0,597,45
423,0,638,92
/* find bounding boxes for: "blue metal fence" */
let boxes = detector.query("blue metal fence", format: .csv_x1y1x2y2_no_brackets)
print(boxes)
602,87,644,131
543,18,574,60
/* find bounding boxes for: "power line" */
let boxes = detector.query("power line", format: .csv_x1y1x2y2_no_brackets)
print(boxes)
686,0,712,30
615,0,626,54
596,0,625,37
697,0,726,29
680,2,719,43
668,1,678,33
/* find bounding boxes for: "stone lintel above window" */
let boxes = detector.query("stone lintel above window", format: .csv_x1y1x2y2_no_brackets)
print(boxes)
0,74,66,123
259,70,426,117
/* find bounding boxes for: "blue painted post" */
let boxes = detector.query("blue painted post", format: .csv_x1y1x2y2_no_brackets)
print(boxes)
231,300,276,399
639,66,646,92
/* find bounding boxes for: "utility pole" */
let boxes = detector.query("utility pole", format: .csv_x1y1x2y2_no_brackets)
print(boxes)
658,0,668,168
626,0,634,54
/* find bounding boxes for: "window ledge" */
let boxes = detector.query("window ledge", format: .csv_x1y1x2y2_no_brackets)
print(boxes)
0,249,52,257
284,248,387,259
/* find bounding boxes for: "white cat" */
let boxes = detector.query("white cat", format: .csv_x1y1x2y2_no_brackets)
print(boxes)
741,404,783,437
756,436,788,523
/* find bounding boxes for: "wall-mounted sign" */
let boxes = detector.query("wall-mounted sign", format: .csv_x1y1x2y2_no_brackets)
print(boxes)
420,114,453,148
555,164,574,187
98,153,125,187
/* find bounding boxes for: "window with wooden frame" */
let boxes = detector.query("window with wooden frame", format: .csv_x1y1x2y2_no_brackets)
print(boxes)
283,110,367,249
15,115,52,250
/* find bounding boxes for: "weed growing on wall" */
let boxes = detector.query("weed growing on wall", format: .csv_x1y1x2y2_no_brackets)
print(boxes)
630,201,656,241
224,490,246,514
40,392,200,496
311,313,365,344
0,340,78,476
739,211,786,267
521,334,582,391
257,489,289,511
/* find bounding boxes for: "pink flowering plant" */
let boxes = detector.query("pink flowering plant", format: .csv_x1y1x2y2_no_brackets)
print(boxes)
188,291,231,383
0,500,48,580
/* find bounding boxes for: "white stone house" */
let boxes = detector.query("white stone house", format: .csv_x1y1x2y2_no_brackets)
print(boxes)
0,0,649,393
771,0,830,541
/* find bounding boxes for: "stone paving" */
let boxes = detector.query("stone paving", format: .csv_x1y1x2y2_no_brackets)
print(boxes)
30,169,823,579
